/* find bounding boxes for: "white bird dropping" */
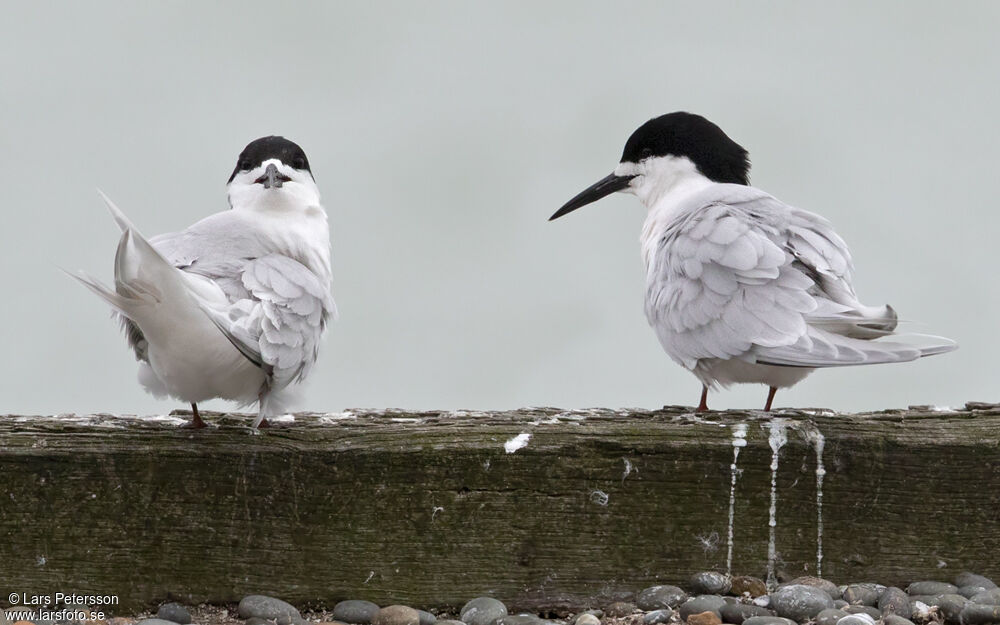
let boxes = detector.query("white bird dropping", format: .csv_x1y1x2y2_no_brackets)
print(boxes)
726,422,748,575
550,111,956,411
765,418,787,589
72,136,336,428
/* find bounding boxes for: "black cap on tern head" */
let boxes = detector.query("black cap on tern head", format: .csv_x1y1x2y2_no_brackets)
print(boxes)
228,136,312,184
620,112,749,185
550,112,749,221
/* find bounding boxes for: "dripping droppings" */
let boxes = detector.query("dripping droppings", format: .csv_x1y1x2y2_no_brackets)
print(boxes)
765,418,787,590
800,423,826,577
726,423,748,575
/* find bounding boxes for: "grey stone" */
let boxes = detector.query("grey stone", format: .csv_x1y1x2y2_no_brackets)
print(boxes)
638,586,689,611
845,606,881,619
246,619,272,625
908,596,939,607
461,598,508,625
833,601,848,610
720,603,773,624
678,596,727,621
277,615,310,625
604,603,636,618
936,595,969,624
783,577,842,600
574,614,601,625
883,615,916,625
843,585,882,607
155,604,191,625
959,603,1000,625
373,606,420,625
972,590,1000,606
961,587,993,600
136,621,179,625
238,596,301,621
418,612,437,625
908,583,959,597
880,588,911,617
691,573,732,596
955,574,998,591
435,621,467,625
334,601,381,625
742,617,797,625
495,617,545,625
770,585,835,622
816,608,850,625
642,610,673,625
835,616,876,625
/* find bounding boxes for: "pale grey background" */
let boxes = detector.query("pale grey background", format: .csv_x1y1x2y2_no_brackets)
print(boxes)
2,2,996,415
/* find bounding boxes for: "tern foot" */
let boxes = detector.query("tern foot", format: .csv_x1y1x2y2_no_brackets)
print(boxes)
764,386,778,412
696,385,709,412
183,403,207,429
257,417,271,429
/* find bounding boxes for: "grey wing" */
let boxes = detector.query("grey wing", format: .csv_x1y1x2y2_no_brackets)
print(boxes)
206,253,336,387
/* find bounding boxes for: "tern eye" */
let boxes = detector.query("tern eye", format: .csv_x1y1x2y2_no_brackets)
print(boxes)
640,148,653,159
239,160,252,171
292,157,306,169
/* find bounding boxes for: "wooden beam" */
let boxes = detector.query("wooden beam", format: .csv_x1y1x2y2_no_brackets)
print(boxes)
1,404,998,612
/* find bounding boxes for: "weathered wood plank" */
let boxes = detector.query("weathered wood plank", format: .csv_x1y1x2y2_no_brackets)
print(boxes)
1,405,999,612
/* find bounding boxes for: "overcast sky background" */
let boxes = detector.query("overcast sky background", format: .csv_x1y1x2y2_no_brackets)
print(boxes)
2,2,997,416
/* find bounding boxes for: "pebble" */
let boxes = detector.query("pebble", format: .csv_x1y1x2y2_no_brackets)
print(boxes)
246,619,272,625
731,576,768,598
418,611,437,625
135,621,179,625
720,603,773,623
835,615,876,625
742,617,797,625
460,598,508,625
833,601,849,610
972,590,1000,606
784,577,842,600
956,574,998,590
879,587,911,617
642,610,673,625
238,596,301,621
678,596,727,621
495,616,546,625
334,601,381,625
883,615,916,625
843,584,882,607
961,586,993,599
373,606,420,625
435,621,467,625
154,605,190,625
770,585,835,622
935,594,969,624
844,606,881,619
959,603,1000,625
575,615,600,625
816,608,850,625
278,615,311,625
637,586,688,610
907,582,959,597
686,611,721,625
691,572,732,596
604,602,636,618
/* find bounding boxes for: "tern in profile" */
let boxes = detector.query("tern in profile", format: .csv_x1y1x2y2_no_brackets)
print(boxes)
74,136,336,427
550,112,955,411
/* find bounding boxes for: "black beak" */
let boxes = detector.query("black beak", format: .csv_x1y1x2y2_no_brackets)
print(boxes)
256,163,291,189
549,173,636,221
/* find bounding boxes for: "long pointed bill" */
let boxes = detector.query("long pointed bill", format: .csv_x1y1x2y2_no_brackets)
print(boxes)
549,172,636,221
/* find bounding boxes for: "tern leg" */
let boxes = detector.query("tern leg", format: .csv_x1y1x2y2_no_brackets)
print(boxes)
254,390,271,429
185,403,207,429
696,386,709,412
764,386,778,412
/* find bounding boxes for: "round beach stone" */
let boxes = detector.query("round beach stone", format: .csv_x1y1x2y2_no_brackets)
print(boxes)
935,595,969,624
843,585,882,607
836,615,876,625
155,605,190,625
435,621,467,625
461,598,508,625
495,616,545,625
955,574,998,591
907,583,958,597
678,596,727,621
374,606,420,625
784,577,841,600
959,603,1000,625
246,619,272,625
845,606,881,619
731,577,767,598
721,603,773,624
770,585,834,622
691,573,732,596
883,615,916,625
575,615,600,625
638,586,688,611
334,601,381,625
239,596,301,621
816,608,850,625
879,588,911,617
742,617,797,625
417,611,436,625
643,610,673,625
136,620,178,625
971,590,1000,606
687,611,721,625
